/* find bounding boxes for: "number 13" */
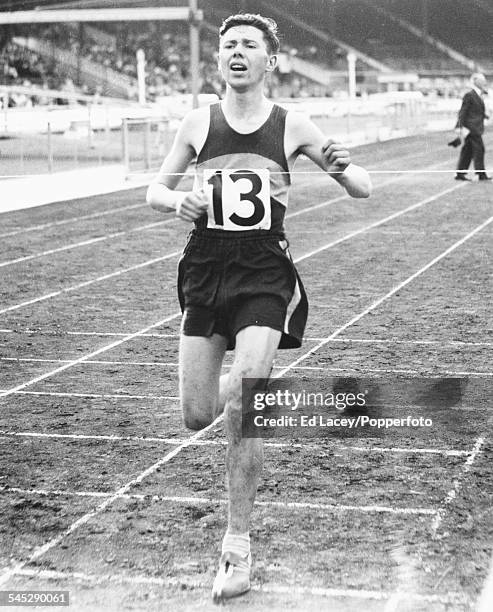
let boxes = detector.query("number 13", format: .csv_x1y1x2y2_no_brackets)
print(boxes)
204,169,271,231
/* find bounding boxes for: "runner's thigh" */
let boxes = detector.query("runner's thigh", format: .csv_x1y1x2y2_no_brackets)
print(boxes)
179,333,227,429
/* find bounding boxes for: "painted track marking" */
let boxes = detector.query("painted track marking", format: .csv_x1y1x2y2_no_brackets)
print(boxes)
0,431,470,456
2,328,493,347
0,164,461,315
0,252,181,316
0,202,148,239
0,208,490,586
276,214,493,377
10,568,472,606
2,356,493,377
0,486,436,516
0,312,180,400
430,435,486,536
0,218,177,268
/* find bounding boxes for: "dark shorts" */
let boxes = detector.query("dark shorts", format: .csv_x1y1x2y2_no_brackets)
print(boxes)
177,230,308,350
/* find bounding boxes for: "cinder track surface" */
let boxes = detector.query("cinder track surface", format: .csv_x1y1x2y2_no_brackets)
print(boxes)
0,131,492,611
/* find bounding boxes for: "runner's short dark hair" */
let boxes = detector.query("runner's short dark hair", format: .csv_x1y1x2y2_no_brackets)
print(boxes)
219,13,280,55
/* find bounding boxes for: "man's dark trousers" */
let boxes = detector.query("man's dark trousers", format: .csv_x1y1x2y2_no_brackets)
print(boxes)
457,133,486,176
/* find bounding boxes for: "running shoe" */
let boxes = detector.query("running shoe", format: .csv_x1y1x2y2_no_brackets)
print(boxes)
212,551,251,604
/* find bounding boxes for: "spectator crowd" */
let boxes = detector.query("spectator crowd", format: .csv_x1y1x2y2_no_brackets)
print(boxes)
0,21,487,108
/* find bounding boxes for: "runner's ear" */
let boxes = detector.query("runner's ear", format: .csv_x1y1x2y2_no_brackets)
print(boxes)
266,54,277,73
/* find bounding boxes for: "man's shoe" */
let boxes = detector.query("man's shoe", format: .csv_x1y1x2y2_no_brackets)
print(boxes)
212,551,251,604
455,174,471,181
478,175,492,181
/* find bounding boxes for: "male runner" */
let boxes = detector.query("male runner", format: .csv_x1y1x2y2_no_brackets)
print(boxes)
147,13,371,603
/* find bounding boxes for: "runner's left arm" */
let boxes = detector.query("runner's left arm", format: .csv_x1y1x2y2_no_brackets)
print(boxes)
288,112,371,198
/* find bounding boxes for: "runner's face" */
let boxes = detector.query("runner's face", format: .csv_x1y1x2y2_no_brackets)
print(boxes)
218,25,276,89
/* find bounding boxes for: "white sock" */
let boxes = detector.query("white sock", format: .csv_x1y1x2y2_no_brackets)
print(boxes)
222,531,250,558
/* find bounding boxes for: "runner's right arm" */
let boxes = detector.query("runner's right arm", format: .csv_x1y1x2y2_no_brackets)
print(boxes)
146,112,209,221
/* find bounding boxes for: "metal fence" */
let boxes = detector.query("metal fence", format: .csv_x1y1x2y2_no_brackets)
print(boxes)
0,106,173,178
121,117,174,177
0,97,459,179
0,85,141,177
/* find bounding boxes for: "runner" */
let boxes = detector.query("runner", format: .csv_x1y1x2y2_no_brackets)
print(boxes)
146,13,371,603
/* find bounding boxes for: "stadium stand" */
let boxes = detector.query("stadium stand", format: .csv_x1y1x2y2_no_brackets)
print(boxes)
0,0,492,102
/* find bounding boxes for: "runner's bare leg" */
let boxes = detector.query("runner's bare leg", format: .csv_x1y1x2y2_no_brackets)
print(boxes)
224,326,281,532
179,334,227,430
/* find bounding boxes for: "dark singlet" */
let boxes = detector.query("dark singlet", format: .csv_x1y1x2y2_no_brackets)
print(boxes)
194,102,291,235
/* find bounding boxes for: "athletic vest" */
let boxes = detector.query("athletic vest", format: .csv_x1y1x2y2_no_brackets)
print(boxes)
194,102,290,234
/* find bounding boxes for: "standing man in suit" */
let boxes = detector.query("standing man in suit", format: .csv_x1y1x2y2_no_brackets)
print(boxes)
455,73,491,181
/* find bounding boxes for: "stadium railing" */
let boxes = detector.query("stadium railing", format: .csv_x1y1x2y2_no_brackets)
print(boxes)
0,90,461,179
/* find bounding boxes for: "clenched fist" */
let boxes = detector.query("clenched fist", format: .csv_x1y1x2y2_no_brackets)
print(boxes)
321,139,351,175
176,189,209,222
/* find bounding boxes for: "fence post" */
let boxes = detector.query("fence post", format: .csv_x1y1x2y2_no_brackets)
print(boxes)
105,104,110,141
122,118,130,177
144,118,151,170
47,120,53,173
87,103,93,149
2,94,8,133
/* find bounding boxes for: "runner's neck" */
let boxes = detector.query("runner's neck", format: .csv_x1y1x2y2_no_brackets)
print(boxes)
221,90,273,133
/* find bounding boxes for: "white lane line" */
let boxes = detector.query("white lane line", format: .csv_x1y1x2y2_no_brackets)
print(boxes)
253,584,469,604
0,423,222,587
0,390,179,401
2,386,491,403
0,164,461,316
67,330,179,338
0,486,436,516
0,177,355,268
287,174,405,219
0,251,181,315
3,328,493,348
11,567,471,605
0,312,180,400
0,431,470,457
287,158,453,219
430,435,486,536
295,182,466,264
2,357,492,378
0,431,186,444
0,180,357,268
0,188,356,269
271,366,493,376
0,155,446,241
275,366,493,377
0,357,179,366
0,188,483,586
311,338,493,348
277,214,493,378
0,202,148,239
0,219,177,268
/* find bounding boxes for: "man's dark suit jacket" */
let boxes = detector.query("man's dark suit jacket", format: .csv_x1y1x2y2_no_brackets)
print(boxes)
456,89,488,135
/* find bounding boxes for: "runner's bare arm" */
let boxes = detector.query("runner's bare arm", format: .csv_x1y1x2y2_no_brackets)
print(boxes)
286,112,372,198
146,112,209,221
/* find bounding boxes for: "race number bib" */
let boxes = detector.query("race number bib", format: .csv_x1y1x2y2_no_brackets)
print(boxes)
203,169,271,231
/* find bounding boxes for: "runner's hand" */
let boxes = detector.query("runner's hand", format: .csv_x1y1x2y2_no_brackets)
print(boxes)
176,190,209,222
321,139,351,175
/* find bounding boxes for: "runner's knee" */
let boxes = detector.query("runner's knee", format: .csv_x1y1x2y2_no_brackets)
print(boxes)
181,397,215,431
